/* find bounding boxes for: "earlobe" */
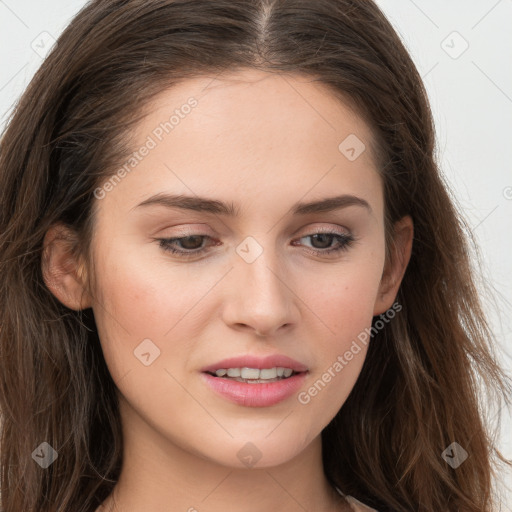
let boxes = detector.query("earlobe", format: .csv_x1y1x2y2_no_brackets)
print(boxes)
41,224,93,311
373,215,414,316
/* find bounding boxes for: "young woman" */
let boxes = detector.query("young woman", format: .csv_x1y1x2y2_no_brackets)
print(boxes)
0,1,510,511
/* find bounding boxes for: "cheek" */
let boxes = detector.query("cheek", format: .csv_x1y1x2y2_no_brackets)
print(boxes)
89,248,171,377
90,243,229,385
293,249,384,409
299,249,385,343
93,242,198,334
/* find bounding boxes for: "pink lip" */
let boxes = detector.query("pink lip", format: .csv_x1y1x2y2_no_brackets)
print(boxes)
200,354,309,408
200,354,309,373
201,371,308,407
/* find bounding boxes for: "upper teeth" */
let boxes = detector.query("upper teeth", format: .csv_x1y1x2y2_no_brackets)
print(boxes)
215,367,294,379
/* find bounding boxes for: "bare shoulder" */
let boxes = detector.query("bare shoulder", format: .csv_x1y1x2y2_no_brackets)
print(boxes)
345,495,379,512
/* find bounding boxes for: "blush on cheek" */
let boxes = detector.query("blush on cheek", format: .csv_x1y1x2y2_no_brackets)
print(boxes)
307,274,380,337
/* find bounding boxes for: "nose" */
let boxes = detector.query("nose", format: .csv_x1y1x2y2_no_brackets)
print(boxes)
222,243,299,338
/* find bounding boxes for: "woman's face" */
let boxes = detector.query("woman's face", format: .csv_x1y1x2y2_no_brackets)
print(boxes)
84,69,406,468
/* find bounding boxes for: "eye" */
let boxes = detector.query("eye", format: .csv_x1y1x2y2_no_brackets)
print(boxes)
157,235,214,258
293,232,355,256
155,229,356,259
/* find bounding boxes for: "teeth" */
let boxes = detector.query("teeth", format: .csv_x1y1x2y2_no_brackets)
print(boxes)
241,368,261,379
213,367,296,380
259,368,277,379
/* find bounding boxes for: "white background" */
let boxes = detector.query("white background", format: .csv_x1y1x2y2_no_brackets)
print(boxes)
1,0,510,507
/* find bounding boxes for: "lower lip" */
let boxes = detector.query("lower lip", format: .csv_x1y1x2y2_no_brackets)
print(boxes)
201,372,308,407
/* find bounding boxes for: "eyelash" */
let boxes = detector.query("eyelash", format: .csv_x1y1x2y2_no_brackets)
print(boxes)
155,230,355,259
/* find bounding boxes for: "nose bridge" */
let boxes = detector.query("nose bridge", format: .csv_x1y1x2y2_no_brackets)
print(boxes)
236,234,287,299
226,234,296,334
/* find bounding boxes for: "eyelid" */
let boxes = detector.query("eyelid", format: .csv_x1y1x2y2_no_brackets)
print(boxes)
157,222,352,241
157,224,214,236
297,224,351,236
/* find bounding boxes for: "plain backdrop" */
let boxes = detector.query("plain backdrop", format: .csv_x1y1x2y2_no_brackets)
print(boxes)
1,0,511,507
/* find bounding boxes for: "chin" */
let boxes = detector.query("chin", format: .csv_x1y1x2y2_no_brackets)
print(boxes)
195,430,316,469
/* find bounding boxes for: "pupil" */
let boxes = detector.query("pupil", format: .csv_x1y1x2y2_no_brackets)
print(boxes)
312,234,332,249
181,235,203,249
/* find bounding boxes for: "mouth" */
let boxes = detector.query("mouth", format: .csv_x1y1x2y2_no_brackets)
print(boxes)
200,354,309,407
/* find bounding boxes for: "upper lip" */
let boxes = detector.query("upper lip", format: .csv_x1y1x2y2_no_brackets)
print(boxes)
201,354,309,373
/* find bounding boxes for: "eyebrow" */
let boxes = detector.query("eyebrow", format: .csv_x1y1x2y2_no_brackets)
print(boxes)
133,193,372,216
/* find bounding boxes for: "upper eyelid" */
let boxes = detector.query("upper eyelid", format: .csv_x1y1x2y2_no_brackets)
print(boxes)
158,223,351,237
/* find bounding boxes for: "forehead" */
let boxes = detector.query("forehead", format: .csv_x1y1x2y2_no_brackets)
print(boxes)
95,68,383,220
134,68,377,159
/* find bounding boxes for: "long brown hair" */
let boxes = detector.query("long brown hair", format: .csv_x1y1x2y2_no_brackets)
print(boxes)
1,1,510,510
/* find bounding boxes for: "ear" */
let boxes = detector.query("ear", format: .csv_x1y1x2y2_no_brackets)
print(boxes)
373,215,413,315
41,223,93,311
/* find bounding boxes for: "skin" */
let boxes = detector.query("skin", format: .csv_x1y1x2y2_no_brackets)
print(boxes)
43,69,413,512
